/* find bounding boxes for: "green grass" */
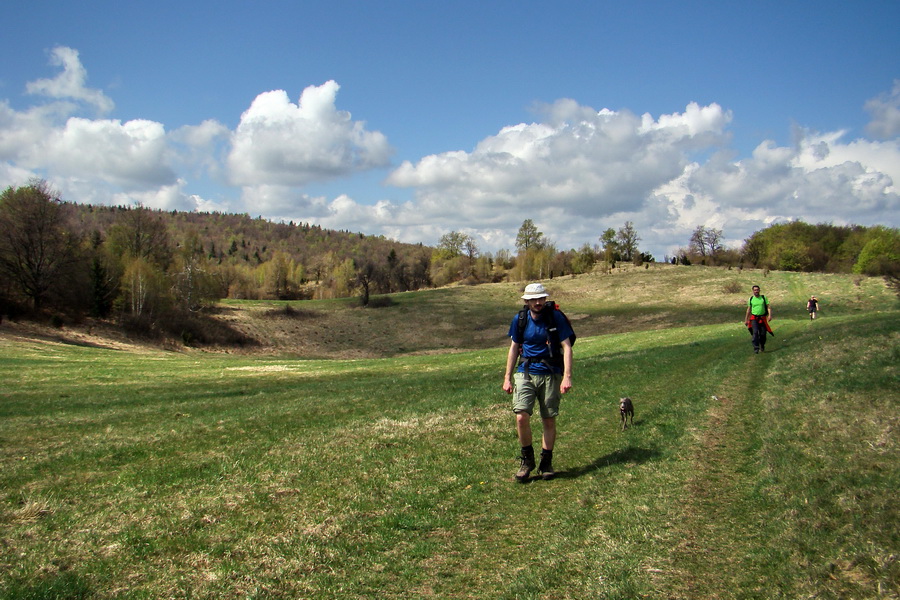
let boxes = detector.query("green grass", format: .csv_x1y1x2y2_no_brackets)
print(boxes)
1,266,897,598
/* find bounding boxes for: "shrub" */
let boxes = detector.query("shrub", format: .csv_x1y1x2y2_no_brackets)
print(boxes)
262,304,317,320
364,296,395,308
120,314,161,340
723,280,743,294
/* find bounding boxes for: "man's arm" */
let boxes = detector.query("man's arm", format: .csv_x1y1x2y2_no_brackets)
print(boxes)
559,338,573,394
502,340,520,394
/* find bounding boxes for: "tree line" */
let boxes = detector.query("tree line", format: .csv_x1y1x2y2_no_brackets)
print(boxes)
1,181,897,335
0,181,432,339
429,219,651,285
673,222,899,279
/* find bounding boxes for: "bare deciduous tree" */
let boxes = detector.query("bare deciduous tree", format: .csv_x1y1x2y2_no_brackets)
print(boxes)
689,225,710,257
0,181,83,310
106,205,173,270
690,225,724,260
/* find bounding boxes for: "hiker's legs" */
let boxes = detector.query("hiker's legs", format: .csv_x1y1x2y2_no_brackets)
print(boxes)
512,372,537,446
535,374,560,451
517,411,557,450
751,321,765,352
513,373,560,481
541,416,556,451
515,411,532,447
514,412,535,481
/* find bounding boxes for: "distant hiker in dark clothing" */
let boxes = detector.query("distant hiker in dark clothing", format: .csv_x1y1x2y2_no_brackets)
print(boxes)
807,296,819,320
744,285,772,354
502,283,575,482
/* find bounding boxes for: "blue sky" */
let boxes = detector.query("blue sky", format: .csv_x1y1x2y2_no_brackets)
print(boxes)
2,1,898,260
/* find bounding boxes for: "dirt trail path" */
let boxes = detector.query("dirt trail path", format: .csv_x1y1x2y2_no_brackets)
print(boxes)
661,353,778,599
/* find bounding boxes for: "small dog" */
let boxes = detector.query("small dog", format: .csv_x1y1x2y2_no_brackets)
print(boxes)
619,397,634,431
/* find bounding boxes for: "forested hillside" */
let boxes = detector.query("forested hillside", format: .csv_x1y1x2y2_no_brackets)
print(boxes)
72,203,434,299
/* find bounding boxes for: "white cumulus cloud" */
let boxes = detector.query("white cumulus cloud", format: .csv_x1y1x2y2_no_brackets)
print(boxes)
43,117,176,188
386,100,732,226
865,80,900,140
227,81,393,187
25,46,114,114
1,47,181,199
2,50,397,218
373,95,897,259
655,130,900,258
378,100,735,253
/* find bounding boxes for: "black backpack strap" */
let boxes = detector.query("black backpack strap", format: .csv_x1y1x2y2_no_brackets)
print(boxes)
541,304,560,358
516,305,528,375
516,305,528,341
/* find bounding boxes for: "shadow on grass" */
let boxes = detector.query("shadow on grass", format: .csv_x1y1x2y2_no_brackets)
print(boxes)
556,445,661,479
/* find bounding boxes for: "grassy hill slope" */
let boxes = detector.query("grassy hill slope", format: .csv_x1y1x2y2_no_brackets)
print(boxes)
211,264,893,358
0,266,897,598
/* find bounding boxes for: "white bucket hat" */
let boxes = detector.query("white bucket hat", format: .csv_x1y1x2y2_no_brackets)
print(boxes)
521,283,549,300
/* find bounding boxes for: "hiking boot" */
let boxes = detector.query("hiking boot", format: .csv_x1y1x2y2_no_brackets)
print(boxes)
538,449,555,480
515,447,535,482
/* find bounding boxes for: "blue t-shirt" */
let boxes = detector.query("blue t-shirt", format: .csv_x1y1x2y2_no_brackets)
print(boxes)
508,309,575,375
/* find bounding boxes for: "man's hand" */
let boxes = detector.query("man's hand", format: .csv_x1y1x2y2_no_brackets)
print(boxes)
502,379,514,394
560,375,572,394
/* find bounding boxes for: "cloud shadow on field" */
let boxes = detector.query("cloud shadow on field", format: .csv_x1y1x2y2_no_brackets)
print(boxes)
557,445,661,479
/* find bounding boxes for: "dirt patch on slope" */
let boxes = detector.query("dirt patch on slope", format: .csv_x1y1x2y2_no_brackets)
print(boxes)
0,319,160,354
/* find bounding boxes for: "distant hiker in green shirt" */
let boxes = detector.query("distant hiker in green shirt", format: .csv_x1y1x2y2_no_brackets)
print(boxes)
744,285,773,354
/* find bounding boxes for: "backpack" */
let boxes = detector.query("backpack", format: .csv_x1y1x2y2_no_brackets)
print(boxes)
516,302,576,369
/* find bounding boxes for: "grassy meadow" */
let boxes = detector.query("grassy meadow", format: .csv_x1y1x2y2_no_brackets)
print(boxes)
0,265,897,599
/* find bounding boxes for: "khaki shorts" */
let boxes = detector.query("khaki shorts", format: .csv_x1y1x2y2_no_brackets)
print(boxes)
512,372,561,419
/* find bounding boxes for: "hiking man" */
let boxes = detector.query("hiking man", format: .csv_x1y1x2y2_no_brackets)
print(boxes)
807,296,819,320
502,283,575,482
744,285,772,354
